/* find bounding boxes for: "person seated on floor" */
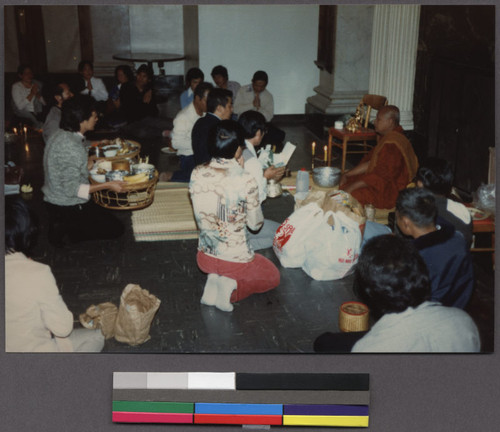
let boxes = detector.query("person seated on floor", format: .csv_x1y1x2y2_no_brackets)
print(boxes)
105,64,134,129
74,60,109,108
339,105,419,209
190,120,280,312
108,64,134,111
395,187,474,309
11,64,46,130
192,88,233,167
314,235,480,353
42,82,74,143
5,196,105,352
415,157,473,247
119,64,172,139
233,70,285,151
238,110,285,250
166,82,214,182
42,96,126,248
211,65,241,104
180,67,204,109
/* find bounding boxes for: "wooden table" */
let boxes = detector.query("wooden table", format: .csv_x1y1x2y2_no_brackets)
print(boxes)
112,52,186,75
328,126,378,173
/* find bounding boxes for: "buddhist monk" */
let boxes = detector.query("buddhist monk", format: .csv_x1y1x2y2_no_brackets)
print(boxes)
340,105,418,209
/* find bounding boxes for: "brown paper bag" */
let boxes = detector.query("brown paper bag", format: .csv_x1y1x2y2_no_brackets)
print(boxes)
79,302,118,339
114,284,161,346
294,189,327,210
322,190,367,233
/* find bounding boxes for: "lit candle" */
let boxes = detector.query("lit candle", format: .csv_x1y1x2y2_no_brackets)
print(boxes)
312,141,316,156
324,145,328,162
13,127,17,135
23,126,27,136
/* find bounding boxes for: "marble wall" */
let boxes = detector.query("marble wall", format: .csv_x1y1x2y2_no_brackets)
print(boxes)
308,5,374,116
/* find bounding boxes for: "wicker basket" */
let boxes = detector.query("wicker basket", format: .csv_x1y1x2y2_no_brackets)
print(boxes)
90,170,159,210
339,301,370,332
93,139,141,162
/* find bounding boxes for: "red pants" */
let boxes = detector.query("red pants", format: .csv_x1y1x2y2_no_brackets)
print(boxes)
197,251,280,303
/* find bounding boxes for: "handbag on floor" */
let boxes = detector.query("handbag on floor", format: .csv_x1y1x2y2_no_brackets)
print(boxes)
114,284,161,346
302,210,362,281
273,202,325,268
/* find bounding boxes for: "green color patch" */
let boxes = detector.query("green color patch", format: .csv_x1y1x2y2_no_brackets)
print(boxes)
113,400,194,414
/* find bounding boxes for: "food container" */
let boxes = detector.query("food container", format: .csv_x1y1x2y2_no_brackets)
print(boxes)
105,170,129,181
112,159,131,171
89,168,106,183
339,301,370,332
267,179,283,198
312,166,341,188
131,163,155,179
103,148,118,157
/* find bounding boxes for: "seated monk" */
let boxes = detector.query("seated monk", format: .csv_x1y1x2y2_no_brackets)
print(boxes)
339,105,418,209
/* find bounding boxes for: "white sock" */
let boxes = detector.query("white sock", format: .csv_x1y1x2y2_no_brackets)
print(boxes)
200,274,219,306
215,276,237,312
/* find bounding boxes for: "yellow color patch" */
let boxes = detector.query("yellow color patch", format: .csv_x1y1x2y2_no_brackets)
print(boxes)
283,415,369,427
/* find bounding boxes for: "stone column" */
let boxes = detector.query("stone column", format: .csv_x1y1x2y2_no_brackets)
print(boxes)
368,4,420,130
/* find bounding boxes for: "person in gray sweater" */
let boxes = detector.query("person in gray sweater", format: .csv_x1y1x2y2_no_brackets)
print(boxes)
42,96,126,247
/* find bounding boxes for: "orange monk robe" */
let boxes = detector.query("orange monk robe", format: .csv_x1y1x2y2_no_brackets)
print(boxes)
341,128,418,209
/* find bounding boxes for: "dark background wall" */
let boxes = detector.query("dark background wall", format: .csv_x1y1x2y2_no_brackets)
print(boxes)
413,5,495,193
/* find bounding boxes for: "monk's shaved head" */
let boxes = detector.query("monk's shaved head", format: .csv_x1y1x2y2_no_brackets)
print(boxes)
379,105,400,127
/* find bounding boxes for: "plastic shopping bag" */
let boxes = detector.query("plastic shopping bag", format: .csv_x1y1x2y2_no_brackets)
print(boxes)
302,210,362,281
273,202,325,268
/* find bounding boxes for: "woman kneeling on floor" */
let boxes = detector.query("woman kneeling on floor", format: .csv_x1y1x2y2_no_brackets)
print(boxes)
189,120,280,312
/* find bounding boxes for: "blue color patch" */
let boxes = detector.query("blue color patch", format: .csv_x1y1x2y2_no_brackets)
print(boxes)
195,403,283,416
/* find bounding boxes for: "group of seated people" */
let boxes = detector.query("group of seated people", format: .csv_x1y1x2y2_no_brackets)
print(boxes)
166,65,285,182
12,60,172,141
8,57,481,352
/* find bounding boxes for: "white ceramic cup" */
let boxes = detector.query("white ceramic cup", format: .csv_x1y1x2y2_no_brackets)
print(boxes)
334,121,344,129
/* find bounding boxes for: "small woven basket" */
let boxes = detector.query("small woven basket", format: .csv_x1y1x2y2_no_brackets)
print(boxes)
90,170,159,210
339,301,370,332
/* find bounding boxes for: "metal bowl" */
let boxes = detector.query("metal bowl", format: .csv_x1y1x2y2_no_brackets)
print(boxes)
105,170,129,181
131,163,155,179
312,166,341,188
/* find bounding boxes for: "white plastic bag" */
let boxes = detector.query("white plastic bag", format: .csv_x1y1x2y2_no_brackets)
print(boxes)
273,202,325,268
302,210,362,281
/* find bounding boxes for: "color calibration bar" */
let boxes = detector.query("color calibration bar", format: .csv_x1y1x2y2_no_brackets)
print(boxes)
112,372,370,427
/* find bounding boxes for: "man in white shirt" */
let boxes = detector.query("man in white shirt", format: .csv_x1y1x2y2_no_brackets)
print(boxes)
76,60,109,102
168,82,213,182
238,110,285,250
234,70,285,151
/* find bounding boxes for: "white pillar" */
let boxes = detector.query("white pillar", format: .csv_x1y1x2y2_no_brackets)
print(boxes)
369,5,420,130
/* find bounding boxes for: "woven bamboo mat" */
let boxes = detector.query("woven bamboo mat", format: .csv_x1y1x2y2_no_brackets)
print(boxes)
131,182,199,242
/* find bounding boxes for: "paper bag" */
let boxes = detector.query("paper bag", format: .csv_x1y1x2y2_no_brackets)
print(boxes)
114,284,161,346
322,190,366,232
79,302,118,339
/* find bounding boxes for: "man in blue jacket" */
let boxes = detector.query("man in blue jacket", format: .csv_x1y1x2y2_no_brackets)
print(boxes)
395,187,474,309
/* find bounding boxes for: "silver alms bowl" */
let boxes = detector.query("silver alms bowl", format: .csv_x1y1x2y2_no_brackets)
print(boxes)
312,166,341,188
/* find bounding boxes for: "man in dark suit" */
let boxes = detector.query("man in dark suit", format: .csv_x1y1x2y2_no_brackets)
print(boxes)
192,88,233,166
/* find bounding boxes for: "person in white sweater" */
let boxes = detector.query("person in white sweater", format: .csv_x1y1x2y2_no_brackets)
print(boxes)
238,110,285,250
5,196,105,352
11,64,46,129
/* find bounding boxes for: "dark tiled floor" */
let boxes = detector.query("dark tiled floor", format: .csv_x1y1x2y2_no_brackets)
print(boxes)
6,118,494,353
